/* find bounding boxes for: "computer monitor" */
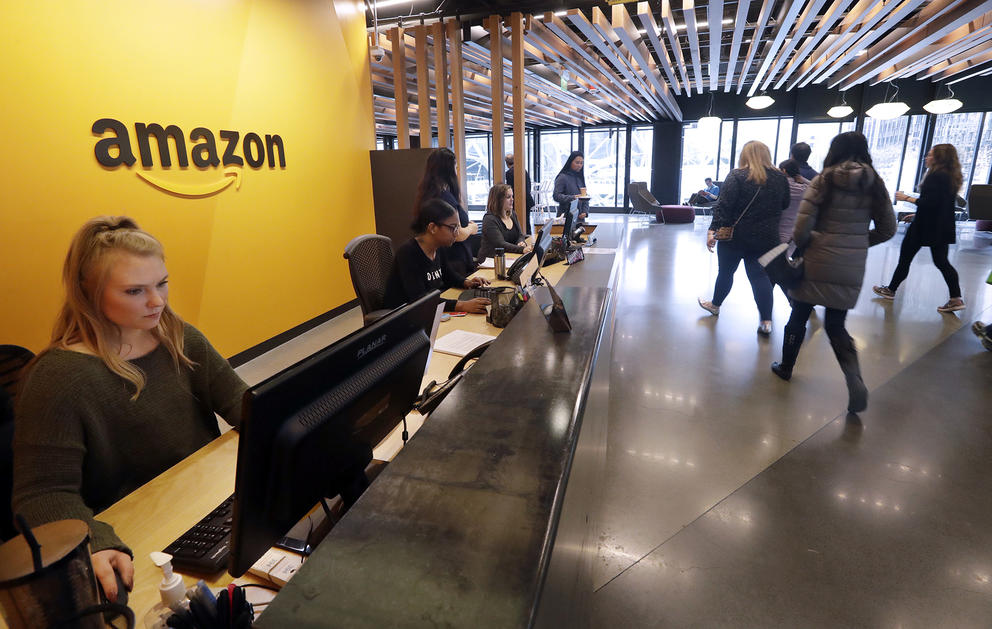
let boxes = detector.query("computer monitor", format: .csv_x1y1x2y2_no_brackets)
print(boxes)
228,291,439,576
512,218,554,288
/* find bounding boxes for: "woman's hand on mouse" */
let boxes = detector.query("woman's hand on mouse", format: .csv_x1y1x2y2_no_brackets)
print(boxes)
92,549,133,601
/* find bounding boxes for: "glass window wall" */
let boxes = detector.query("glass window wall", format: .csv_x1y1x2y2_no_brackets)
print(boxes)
735,118,780,166
585,126,627,207
932,112,985,192
680,121,721,203
795,121,855,172
502,132,535,181
971,113,992,191
464,134,491,207
898,115,927,194
717,120,733,180
540,129,579,190
629,126,654,190
863,116,910,195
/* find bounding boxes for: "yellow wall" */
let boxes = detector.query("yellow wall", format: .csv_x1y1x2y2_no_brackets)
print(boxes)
0,0,375,356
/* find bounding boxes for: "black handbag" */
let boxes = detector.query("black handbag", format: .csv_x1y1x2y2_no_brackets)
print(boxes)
758,242,804,289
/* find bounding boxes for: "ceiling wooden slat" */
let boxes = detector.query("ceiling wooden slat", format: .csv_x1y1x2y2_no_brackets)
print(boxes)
635,2,682,96
682,1,706,94
810,0,936,88
661,0,694,95
612,4,683,120
369,4,992,135
723,0,751,92
746,0,808,96
835,1,992,88
707,0,723,91
735,0,775,94
757,0,831,92
789,0,887,89
771,0,850,90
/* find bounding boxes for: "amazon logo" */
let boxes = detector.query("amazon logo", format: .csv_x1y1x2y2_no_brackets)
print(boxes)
92,118,286,197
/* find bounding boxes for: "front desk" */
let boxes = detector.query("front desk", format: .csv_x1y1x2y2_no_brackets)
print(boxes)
257,227,625,628
255,284,612,628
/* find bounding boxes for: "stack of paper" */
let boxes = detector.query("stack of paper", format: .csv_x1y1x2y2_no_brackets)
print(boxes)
434,329,496,357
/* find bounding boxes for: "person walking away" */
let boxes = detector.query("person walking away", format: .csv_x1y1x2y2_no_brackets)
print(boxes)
791,142,819,180
772,132,897,414
698,141,790,336
872,144,965,313
778,159,810,247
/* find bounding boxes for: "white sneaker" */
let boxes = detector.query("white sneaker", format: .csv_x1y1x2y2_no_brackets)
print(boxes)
698,298,720,315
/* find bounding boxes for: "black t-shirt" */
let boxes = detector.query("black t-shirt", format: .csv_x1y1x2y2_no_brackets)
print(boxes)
438,189,476,276
383,238,466,311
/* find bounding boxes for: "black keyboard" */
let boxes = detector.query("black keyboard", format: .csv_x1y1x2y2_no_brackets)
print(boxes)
162,494,233,574
458,287,496,302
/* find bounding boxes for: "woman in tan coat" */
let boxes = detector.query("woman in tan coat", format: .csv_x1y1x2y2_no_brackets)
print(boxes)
771,132,897,413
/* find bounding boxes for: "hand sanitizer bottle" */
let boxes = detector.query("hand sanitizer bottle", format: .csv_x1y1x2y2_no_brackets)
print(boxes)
142,552,188,628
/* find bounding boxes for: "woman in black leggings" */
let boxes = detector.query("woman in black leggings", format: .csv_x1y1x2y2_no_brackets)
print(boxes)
873,144,964,313
772,132,896,413
699,141,789,336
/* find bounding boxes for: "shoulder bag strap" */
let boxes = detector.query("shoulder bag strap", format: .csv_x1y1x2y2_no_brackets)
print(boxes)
731,187,762,228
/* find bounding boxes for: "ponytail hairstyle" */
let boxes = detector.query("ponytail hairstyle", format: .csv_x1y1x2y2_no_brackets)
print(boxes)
738,141,774,185
928,143,963,193
411,198,458,234
486,183,513,217
413,148,461,214
40,216,193,399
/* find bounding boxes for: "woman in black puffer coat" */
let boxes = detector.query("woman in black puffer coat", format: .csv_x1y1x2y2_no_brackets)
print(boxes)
699,141,790,336
872,143,965,313
772,132,897,414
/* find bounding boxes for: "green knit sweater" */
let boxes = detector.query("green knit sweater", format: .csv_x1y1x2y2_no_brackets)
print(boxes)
11,323,247,555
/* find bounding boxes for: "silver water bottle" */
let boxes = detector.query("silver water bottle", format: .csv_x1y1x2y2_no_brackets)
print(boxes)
494,247,506,279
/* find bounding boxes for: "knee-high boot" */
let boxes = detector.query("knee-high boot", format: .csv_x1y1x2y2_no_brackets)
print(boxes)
771,325,805,381
829,334,868,413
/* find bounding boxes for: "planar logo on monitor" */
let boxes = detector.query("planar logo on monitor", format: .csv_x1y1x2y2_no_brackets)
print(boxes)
357,335,387,360
92,118,286,198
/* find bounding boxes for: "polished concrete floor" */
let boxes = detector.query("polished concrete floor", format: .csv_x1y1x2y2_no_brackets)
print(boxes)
588,217,992,628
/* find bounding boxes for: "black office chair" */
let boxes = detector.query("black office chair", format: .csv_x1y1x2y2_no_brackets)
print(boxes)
1,344,35,541
628,181,661,215
967,184,992,229
343,234,395,326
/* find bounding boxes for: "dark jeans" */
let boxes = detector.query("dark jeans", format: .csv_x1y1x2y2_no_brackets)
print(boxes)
887,227,961,298
712,240,773,320
786,301,848,341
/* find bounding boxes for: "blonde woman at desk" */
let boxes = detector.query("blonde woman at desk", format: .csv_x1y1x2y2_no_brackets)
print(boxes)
383,199,491,313
12,216,247,603
476,183,532,263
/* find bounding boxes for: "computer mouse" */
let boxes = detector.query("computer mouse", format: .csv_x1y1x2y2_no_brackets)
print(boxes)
101,571,130,621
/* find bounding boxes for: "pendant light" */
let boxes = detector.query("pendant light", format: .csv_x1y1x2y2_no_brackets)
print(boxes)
924,84,963,114
866,82,909,120
698,91,721,128
746,93,775,110
827,91,853,118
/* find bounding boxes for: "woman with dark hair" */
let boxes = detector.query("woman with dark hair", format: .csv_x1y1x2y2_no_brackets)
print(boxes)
553,151,590,218
698,141,790,336
872,143,965,313
383,199,490,313
772,132,896,413
414,148,478,276
477,183,532,262
778,158,809,246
